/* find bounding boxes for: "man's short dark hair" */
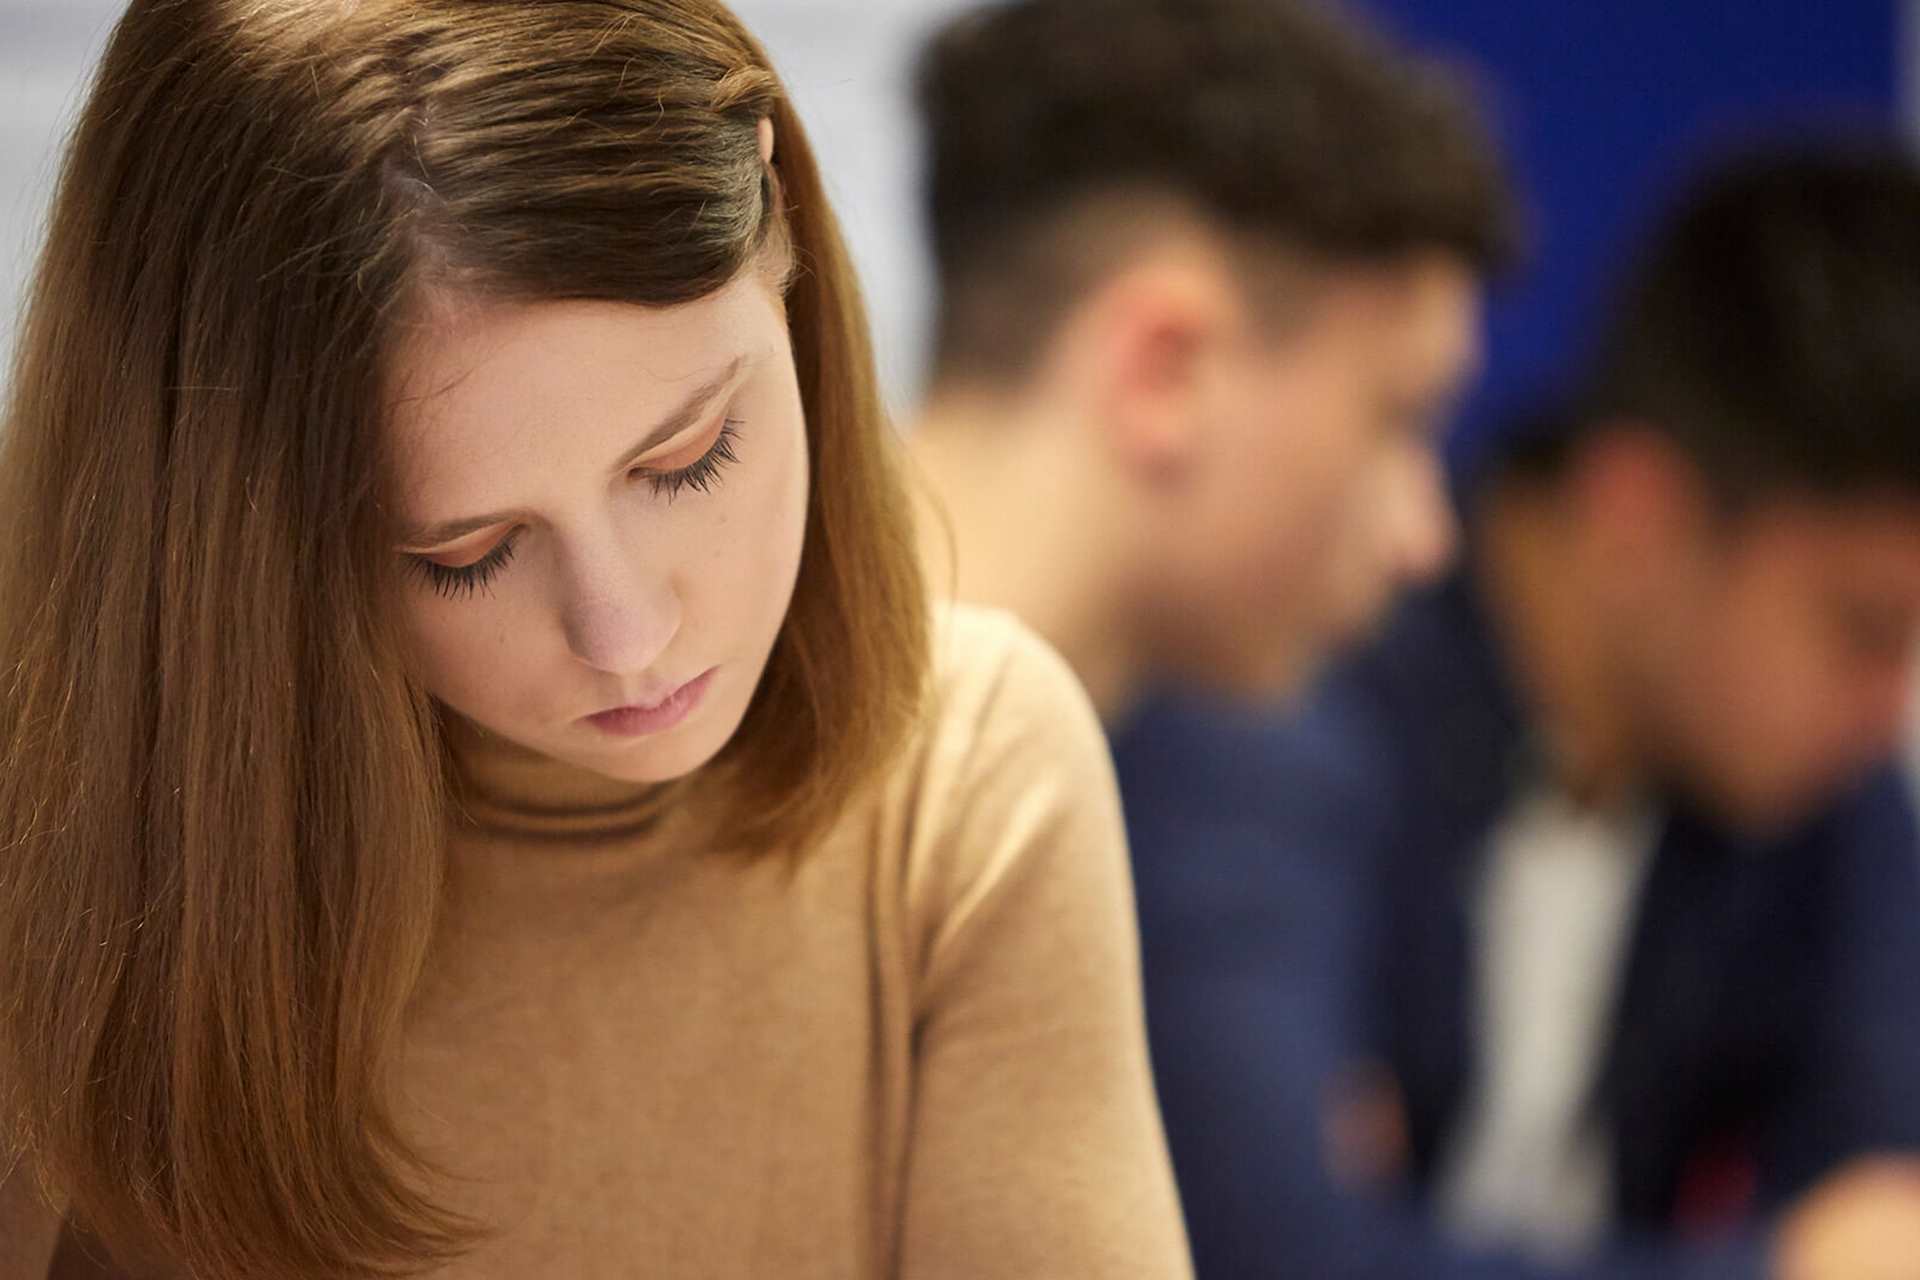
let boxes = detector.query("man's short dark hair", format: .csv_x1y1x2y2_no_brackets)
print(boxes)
915,0,1519,385
1524,140,1920,503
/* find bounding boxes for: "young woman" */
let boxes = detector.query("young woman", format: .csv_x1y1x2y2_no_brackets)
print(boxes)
0,3,1191,1276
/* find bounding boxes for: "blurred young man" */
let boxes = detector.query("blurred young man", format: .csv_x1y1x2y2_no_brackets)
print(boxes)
1127,148,1920,1279
909,0,1527,1268
907,0,1516,718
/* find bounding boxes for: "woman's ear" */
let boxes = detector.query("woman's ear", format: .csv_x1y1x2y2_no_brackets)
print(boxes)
753,116,794,285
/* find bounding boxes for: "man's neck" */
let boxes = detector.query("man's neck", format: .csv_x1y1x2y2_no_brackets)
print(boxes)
908,389,1146,725
1477,478,1642,810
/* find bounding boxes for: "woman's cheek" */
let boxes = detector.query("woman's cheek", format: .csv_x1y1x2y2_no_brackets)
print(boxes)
404,595,532,720
722,411,809,593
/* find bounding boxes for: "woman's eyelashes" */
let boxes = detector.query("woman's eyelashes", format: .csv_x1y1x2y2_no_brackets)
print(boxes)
641,419,742,501
407,419,747,600
409,535,520,601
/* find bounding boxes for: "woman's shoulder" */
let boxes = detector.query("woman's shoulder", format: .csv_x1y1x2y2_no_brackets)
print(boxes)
925,602,1105,744
855,602,1125,951
912,602,1109,795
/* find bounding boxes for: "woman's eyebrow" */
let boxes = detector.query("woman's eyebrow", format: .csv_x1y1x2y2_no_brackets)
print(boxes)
398,354,748,548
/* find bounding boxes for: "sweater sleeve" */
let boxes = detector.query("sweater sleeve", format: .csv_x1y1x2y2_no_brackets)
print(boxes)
893,609,1193,1280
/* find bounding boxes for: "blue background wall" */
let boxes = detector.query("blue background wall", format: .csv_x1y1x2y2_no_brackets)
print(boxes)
1352,1,1905,465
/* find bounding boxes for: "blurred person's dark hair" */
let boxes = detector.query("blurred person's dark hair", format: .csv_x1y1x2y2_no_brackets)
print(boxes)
1511,140,1920,504
914,0,1520,386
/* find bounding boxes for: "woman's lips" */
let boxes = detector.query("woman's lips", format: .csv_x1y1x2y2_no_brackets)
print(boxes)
582,668,716,738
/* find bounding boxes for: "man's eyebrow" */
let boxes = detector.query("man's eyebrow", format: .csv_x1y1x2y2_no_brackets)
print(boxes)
396,355,747,549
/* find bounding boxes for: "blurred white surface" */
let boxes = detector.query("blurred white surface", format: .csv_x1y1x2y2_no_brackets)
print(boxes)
731,0,972,412
0,1,122,383
0,0,967,411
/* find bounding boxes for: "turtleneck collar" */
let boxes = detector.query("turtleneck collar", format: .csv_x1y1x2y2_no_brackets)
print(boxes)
440,707,682,844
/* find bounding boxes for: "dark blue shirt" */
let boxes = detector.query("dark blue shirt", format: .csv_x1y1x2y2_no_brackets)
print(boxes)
1114,572,1920,1279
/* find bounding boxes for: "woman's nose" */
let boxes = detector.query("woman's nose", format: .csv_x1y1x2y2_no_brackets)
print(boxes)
559,540,682,676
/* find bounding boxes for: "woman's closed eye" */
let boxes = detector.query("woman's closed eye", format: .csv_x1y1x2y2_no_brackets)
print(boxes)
403,418,748,601
406,535,521,601
638,418,743,501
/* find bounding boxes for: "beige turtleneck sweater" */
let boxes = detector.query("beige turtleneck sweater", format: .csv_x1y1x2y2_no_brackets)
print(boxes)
12,604,1191,1280
394,603,1191,1277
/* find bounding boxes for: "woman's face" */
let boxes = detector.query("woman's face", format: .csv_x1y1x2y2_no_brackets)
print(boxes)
386,269,809,784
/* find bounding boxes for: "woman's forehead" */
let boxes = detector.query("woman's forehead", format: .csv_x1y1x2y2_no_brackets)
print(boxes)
385,283,777,490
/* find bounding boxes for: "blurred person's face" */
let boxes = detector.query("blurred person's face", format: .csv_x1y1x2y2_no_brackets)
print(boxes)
1599,453,1920,829
1148,253,1479,695
387,268,810,785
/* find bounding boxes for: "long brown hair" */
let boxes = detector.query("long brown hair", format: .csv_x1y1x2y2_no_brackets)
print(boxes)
0,1,926,1274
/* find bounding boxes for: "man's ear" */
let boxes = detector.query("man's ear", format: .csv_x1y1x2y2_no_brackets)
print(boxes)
1574,424,1713,563
1082,249,1240,487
